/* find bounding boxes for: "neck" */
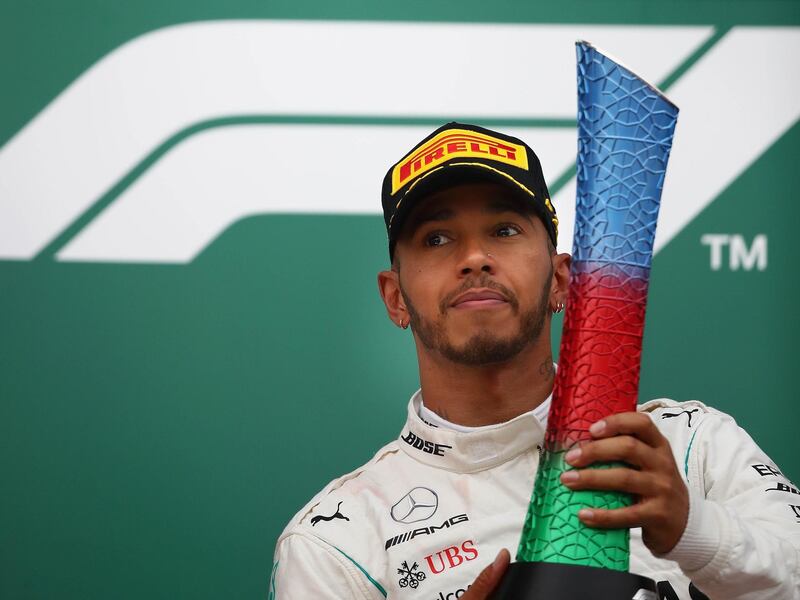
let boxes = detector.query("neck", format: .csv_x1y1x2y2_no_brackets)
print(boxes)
415,334,555,427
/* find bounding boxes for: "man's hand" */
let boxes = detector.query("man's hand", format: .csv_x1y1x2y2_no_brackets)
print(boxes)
560,412,690,555
460,549,510,600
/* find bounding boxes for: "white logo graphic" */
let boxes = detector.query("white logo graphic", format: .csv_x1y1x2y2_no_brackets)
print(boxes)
632,590,658,600
0,22,798,262
701,234,768,271
391,487,439,524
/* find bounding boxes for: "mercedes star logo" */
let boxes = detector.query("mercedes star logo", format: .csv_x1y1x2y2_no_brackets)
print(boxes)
391,487,439,524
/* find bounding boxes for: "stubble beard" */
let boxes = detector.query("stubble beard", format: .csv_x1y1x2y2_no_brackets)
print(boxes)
401,271,553,367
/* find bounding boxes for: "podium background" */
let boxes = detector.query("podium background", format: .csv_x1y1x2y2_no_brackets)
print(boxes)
1,1,798,598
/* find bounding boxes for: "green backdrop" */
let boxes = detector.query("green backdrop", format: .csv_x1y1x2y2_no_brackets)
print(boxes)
1,1,798,598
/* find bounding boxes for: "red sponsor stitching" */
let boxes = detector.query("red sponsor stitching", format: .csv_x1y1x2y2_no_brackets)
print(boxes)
424,540,479,575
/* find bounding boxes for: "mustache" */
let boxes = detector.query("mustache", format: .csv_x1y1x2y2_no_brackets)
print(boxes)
439,275,519,314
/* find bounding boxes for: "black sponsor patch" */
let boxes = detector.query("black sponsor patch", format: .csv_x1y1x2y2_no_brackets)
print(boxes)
396,560,426,589
766,482,800,496
661,409,700,428
751,463,783,478
401,431,452,456
385,514,469,550
310,501,349,527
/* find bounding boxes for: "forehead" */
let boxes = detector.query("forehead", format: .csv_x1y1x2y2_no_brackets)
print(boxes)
402,183,534,233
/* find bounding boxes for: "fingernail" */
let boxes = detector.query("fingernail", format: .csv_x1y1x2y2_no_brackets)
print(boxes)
561,470,579,483
565,448,581,464
589,420,606,435
579,509,594,520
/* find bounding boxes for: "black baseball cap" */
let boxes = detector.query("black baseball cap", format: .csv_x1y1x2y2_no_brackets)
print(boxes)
381,122,558,259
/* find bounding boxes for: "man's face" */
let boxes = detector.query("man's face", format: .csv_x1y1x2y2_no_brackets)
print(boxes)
391,182,555,366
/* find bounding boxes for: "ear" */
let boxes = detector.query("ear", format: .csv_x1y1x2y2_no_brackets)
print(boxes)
377,269,408,327
550,252,571,310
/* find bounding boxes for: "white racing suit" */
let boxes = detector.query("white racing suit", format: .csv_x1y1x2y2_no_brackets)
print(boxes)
271,392,800,599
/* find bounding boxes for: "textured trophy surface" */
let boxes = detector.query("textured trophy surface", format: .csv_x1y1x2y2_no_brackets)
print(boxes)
494,41,678,598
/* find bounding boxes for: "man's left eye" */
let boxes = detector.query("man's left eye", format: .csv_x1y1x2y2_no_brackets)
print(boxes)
495,225,521,237
426,233,453,247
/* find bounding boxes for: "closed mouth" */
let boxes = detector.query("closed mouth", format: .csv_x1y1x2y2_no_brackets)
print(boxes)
450,288,509,309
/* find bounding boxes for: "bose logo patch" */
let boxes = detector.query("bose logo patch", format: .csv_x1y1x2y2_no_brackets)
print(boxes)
401,431,452,456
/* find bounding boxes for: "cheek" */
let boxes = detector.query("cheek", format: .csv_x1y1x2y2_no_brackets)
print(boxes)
509,255,551,298
401,269,441,310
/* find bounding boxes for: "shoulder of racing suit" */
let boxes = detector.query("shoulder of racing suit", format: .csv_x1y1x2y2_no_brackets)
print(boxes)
635,398,800,599
640,397,721,479
273,439,406,598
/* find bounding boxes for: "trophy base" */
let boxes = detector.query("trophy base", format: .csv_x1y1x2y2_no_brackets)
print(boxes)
491,561,657,599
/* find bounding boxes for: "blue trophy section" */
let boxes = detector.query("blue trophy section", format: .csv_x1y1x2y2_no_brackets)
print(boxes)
574,41,679,269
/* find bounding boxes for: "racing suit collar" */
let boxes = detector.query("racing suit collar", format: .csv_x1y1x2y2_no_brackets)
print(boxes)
397,391,547,474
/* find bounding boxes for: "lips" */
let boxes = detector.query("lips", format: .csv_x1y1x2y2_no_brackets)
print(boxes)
450,288,509,309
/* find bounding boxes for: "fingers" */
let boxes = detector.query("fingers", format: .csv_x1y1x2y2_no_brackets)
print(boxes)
557,411,690,555
577,492,689,555
564,412,671,471
576,504,644,529
560,466,654,495
589,412,666,449
460,549,510,600
564,435,658,470
576,495,684,538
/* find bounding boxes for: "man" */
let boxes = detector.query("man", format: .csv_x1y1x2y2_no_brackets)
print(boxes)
270,123,799,599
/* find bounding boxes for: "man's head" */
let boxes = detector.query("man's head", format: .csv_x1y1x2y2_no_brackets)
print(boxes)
377,123,570,369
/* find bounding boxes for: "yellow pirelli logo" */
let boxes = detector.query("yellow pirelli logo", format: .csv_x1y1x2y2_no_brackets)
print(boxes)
391,129,529,194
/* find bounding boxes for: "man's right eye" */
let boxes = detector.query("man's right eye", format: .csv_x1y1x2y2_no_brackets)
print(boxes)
425,233,452,247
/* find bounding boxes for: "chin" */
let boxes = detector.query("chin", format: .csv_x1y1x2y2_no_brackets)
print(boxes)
456,320,517,339
442,337,527,366
450,311,515,330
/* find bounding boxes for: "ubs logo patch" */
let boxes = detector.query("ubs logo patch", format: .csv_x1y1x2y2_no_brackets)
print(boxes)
424,540,479,575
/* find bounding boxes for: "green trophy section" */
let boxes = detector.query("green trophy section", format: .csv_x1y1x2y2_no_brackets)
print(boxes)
517,451,631,570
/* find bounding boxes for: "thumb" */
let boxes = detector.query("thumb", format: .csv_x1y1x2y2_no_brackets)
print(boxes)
461,549,510,600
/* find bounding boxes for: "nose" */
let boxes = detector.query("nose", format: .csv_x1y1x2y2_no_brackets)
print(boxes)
458,238,495,276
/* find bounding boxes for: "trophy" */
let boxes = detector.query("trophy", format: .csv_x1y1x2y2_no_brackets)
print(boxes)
492,41,679,598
